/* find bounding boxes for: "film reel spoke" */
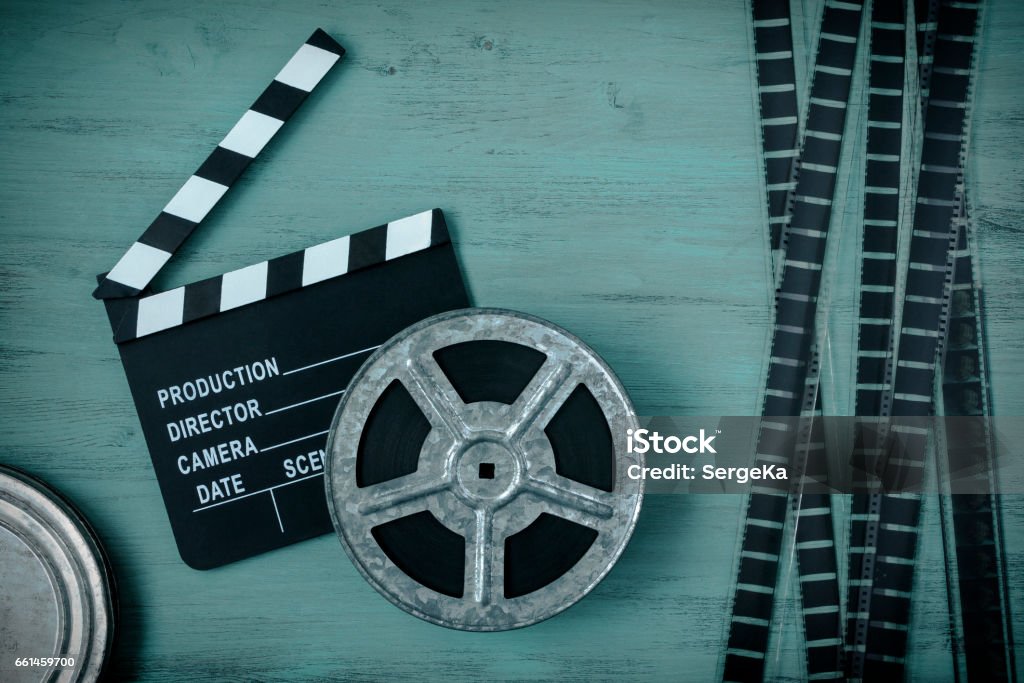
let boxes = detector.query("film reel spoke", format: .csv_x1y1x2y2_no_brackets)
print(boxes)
524,468,615,521
464,508,495,605
507,358,574,442
402,358,474,441
357,474,451,518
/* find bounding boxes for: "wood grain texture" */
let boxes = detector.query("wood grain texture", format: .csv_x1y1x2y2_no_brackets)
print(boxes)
0,0,1021,680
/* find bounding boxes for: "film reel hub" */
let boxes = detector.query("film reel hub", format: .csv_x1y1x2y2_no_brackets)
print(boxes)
326,308,643,630
454,437,521,505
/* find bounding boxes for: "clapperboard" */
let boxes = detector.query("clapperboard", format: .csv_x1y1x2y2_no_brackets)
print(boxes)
95,29,469,569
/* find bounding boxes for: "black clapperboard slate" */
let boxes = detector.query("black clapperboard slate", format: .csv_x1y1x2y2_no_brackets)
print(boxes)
95,29,469,569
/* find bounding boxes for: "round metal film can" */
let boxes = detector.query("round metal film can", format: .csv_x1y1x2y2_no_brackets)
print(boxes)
326,308,643,631
0,465,116,682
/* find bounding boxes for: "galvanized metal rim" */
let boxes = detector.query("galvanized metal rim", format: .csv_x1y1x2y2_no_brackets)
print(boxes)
0,465,115,682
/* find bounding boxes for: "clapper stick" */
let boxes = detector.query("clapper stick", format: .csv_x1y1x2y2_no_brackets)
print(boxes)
94,29,345,300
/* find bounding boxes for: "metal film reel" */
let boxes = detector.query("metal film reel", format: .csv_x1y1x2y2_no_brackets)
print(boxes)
0,465,116,682
325,308,643,631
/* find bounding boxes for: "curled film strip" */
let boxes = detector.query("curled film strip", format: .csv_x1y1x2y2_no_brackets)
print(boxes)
325,309,644,631
922,2,1016,679
938,225,1016,681
725,2,866,681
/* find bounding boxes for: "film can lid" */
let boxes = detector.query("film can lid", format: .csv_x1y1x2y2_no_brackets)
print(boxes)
0,465,116,682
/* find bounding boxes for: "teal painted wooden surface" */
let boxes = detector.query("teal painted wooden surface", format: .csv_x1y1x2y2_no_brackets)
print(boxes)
1,0,1022,680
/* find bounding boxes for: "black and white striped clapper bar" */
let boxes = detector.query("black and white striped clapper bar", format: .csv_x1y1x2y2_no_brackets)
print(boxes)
95,29,469,569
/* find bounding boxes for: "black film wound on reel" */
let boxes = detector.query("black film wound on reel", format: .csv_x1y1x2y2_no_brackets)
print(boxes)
326,308,643,631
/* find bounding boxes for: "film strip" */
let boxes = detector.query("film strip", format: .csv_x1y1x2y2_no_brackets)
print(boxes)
791,400,844,681
926,4,1017,677
848,2,984,679
724,2,865,681
755,0,844,676
940,220,1016,680
751,0,801,255
919,0,1015,677
751,5,845,675
844,1,908,678
94,29,345,300
945,250,1017,679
